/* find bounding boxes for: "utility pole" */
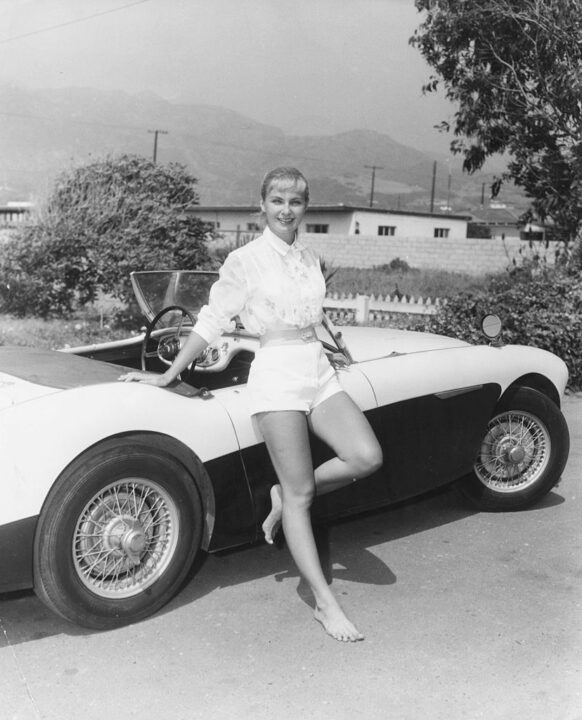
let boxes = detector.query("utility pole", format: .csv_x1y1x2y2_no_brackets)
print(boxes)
365,164,383,208
430,160,437,213
148,129,168,163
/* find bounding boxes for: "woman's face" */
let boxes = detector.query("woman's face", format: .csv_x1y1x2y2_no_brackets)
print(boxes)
261,180,308,243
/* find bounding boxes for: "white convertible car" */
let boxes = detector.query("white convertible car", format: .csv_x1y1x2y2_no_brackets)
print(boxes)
0,271,570,629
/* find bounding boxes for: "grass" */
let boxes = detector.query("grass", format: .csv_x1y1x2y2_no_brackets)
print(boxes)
326,265,488,299
0,311,136,350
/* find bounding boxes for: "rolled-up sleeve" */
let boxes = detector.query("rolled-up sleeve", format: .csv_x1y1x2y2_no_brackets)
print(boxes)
192,252,248,344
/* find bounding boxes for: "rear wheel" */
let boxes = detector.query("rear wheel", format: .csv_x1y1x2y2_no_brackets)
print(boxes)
458,387,569,511
34,437,203,629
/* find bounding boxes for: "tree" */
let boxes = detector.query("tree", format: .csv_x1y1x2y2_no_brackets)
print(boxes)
410,0,582,247
0,155,213,316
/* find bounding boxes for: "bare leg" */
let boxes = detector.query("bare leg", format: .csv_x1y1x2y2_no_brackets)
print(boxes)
309,391,383,490
262,391,382,541
256,410,364,642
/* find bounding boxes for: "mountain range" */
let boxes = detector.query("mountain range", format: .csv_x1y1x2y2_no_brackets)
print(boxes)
0,85,525,213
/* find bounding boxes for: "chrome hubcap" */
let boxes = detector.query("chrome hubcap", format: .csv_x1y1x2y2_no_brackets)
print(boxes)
101,516,148,566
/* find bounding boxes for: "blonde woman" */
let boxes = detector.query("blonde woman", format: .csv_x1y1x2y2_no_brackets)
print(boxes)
120,167,382,642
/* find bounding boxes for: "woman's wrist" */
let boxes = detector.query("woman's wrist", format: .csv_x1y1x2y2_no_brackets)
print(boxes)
162,369,177,385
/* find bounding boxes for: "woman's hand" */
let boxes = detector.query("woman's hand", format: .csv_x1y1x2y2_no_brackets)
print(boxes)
117,371,172,387
118,331,209,388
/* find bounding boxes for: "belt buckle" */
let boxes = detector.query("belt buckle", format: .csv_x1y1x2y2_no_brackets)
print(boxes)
300,327,315,342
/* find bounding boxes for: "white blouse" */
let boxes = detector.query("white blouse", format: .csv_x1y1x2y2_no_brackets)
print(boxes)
193,227,326,344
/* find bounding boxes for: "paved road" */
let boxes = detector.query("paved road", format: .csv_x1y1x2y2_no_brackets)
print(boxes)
1,398,581,720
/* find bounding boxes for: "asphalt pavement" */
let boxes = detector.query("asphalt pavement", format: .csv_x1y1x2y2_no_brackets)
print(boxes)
1,397,581,720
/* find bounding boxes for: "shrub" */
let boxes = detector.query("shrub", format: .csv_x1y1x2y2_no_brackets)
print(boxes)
0,154,213,317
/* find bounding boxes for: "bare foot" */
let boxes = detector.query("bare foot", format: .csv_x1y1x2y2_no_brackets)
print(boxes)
262,484,282,544
314,603,364,642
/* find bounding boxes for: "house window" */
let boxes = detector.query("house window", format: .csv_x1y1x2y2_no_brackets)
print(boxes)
306,224,329,234
247,222,260,231
434,227,450,238
378,225,396,236
207,221,221,230
520,230,544,241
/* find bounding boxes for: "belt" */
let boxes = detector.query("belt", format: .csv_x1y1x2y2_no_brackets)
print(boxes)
260,325,318,347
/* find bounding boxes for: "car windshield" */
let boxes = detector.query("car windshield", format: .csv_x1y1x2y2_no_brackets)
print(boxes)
130,271,219,326
130,269,346,356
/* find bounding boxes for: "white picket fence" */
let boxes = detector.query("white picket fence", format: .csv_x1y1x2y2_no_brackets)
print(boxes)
323,292,443,324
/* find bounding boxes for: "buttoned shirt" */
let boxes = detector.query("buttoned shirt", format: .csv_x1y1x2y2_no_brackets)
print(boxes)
193,227,326,344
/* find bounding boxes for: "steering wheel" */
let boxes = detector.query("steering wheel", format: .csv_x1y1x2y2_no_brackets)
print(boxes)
141,305,195,372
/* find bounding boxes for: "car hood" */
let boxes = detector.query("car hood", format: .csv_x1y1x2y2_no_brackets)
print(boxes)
340,326,470,362
0,346,198,409
0,346,126,411
0,346,125,390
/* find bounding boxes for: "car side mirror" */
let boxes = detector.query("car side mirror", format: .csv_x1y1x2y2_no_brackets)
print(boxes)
481,314,503,346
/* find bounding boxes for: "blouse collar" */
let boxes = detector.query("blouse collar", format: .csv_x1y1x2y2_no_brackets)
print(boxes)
263,226,305,256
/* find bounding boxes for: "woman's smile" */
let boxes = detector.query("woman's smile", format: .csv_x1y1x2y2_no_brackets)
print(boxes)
261,182,308,243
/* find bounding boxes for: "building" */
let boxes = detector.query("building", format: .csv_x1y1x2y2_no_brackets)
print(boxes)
191,204,471,244
469,204,522,240
189,203,533,274
0,203,31,227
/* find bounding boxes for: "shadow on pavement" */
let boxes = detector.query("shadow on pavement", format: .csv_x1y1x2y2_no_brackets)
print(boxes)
0,485,565,646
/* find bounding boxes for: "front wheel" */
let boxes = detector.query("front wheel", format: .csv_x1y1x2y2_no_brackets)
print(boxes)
458,387,569,511
33,437,203,629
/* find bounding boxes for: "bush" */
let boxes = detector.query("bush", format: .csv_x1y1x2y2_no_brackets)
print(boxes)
422,267,582,390
0,154,213,317
373,257,414,273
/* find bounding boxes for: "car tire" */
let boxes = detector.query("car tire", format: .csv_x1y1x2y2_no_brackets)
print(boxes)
457,387,569,511
33,437,203,629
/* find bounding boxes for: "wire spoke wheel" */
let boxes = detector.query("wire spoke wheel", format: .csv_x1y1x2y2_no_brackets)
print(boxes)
458,387,569,511
474,410,550,492
73,478,179,599
33,438,203,629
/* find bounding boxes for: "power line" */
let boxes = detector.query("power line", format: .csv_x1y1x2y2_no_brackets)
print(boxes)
0,0,153,44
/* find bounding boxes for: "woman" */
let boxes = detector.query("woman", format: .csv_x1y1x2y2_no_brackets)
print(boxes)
119,167,383,642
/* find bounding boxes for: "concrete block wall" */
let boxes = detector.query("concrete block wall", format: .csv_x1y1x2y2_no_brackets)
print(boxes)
302,233,530,275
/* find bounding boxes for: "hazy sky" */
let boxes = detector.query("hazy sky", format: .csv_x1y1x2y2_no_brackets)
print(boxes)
0,0,455,152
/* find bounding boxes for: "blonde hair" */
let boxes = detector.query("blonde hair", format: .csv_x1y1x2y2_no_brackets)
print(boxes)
260,167,310,204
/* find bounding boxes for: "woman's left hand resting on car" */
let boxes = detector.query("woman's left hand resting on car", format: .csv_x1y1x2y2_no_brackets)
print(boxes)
118,330,209,386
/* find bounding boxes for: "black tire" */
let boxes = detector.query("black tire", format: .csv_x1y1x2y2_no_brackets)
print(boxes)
457,387,569,511
33,437,203,629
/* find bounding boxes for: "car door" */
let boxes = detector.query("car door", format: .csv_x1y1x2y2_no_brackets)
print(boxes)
212,363,379,533
353,349,501,504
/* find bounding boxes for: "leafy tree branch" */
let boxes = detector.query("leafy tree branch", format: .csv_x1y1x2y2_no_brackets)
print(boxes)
411,0,582,247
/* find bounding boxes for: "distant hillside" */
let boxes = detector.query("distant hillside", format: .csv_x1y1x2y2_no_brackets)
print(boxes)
0,85,525,213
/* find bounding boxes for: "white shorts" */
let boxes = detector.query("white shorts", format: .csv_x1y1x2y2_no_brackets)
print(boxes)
247,342,343,415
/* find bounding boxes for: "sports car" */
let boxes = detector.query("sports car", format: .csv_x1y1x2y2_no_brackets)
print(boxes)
0,270,570,629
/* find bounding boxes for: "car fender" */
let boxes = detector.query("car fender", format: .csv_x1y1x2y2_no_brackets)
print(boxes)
357,344,568,407
0,381,240,525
